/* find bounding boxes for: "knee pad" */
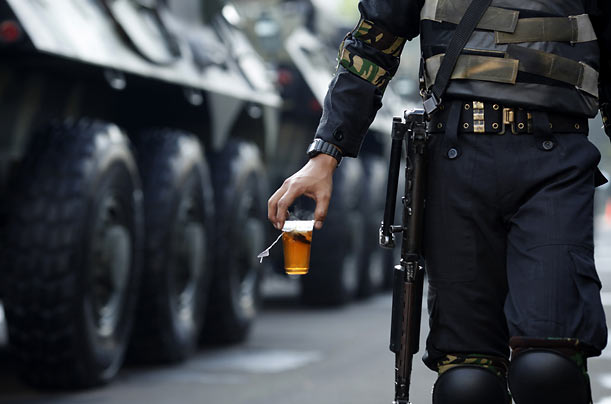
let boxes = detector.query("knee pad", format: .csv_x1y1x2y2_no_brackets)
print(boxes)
433,366,510,404
508,350,590,404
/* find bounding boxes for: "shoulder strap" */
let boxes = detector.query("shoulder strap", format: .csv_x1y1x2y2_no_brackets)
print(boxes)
423,0,493,114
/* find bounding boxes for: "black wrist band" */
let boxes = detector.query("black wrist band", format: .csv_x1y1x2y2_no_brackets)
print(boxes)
306,139,343,166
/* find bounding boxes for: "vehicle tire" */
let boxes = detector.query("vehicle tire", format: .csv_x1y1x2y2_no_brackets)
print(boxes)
203,141,267,344
128,130,214,362
3,119,143,388
356,155,388,298
300,158,365,306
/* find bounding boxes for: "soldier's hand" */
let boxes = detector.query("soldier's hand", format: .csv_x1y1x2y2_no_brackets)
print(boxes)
601,103,611,140
268,154,337,231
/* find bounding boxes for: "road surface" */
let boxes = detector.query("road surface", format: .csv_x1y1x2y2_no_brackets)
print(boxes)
0,216,610,404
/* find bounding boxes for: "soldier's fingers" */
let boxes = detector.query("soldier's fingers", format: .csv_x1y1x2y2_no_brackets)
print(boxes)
268,182,289,228
313,192,331,230
276,185,303,230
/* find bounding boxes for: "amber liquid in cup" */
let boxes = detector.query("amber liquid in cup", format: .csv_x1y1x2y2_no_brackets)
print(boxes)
282,221,314,275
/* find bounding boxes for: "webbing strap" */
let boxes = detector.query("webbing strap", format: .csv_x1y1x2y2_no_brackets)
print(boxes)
421,0,596,44
338,48,391,89
425,53,518,85
444,100,461,157
424,50,599,97
429,0,493,106
421,0,518,33
495,14,597,44
506,45,599,97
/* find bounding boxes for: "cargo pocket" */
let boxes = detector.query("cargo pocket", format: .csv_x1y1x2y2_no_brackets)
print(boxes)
569,249,602,296
568,248,607,350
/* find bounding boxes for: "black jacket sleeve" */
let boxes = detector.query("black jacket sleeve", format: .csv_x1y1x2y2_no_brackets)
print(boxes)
591,0,611,140
314,0,423,157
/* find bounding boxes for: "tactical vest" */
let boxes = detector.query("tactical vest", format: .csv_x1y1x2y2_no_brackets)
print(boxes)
419,0,600,117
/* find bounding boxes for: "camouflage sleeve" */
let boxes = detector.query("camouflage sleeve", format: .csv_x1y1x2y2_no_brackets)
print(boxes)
314,0,423,158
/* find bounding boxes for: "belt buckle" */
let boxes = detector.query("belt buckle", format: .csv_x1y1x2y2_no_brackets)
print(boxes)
500,107,515,135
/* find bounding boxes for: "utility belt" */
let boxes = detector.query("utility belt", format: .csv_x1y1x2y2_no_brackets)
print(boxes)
428,101,589,135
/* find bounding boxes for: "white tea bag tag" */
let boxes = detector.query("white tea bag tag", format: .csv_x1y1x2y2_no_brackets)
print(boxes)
257,233,283,263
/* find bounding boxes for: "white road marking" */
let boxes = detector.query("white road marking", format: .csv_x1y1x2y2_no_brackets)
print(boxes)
600,374,611,389
133,370,245,385
193,349,322,374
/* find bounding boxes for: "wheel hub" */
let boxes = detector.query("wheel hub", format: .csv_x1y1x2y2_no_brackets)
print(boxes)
91,196,131,338
169,197,205,323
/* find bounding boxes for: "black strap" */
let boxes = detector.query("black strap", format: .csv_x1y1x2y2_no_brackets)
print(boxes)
444,101,461,144
424,0,493,114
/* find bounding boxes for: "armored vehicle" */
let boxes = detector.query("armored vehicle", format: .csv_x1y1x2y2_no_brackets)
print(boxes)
0,0,280,388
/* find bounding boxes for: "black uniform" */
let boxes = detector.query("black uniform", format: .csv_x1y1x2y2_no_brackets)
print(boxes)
313,0,609,401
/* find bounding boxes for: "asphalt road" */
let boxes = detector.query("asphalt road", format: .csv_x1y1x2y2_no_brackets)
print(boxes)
0,216,610,404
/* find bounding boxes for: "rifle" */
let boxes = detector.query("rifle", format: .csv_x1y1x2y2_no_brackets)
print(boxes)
379,109,428,404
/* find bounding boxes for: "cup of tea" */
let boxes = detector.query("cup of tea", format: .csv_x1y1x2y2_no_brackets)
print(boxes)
282,220,314,275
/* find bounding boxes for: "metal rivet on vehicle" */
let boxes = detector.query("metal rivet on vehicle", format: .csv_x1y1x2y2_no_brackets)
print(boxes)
493,104,500,110
518,122,525,130
464,104,470,110
447,148,458,159
492,122,499,130
575,123,580,130
463,122,469,129
542,140,554,150
437,122,443,129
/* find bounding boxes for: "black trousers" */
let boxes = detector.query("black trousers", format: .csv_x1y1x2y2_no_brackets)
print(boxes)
422,124,608,370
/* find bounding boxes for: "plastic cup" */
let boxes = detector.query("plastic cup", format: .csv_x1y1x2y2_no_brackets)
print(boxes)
282,220,314,275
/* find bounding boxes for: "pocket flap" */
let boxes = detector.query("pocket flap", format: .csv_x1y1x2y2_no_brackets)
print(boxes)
569,249,602,289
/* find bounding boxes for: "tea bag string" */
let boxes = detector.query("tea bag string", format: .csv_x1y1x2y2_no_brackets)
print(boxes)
257,233,283,263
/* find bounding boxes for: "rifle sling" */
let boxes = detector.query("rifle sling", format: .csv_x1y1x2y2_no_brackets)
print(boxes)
429,0,494,104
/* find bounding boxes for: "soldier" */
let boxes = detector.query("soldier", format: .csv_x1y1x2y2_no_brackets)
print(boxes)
268,0,610,403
